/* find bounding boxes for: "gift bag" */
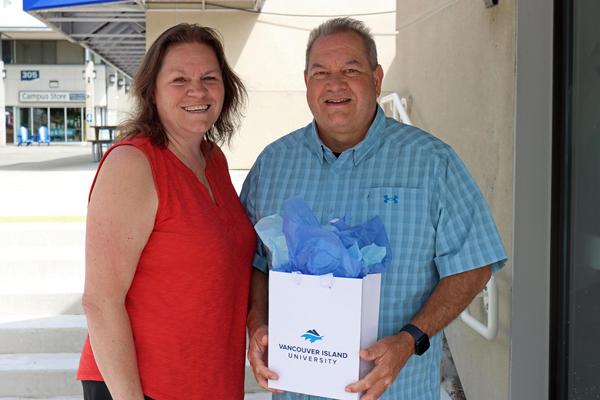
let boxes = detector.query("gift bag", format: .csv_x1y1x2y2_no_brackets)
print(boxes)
268,271,381,400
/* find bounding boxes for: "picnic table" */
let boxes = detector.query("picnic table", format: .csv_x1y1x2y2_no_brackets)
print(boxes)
88,126,117,161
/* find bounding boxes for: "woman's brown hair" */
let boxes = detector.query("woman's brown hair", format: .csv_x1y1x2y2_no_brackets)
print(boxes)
118,23,246,146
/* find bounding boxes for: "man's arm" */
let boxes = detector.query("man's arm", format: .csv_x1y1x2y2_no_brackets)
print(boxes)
345,265,492,400
247,269,283,392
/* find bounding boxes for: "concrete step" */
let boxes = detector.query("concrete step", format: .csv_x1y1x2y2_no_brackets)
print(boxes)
245,359,264,394
0,223,85,296
0,316,87,354
0,261,84,295
0,353,81,397
0,394,271,400
0,392,269,399
0,223,85,248
0,259,84,294
0,170,92,218
0,397,83,400
244,394,271,399
0,352,267,398
0,392,271,400
0,293,83,316
1,251,83,263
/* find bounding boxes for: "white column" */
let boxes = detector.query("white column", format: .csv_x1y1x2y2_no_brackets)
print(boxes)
0,61,6,147
106,70,119,126
84,58,95,140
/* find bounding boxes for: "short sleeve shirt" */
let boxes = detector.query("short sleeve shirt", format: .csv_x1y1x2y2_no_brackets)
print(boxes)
240,106,507,400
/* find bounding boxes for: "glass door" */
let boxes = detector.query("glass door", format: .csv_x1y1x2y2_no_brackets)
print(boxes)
32,107,48,142
552,0,600,398
50,108,66,142
18,107,31,142
66,108,83,142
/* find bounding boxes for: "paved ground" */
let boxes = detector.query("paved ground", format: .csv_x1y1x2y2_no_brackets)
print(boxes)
0,144,97,170
0,144,95,220
0,143,248,220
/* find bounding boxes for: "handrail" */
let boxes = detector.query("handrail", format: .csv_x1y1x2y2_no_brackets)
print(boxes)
460,275,499,340
379,93,413,125
380,91,499,341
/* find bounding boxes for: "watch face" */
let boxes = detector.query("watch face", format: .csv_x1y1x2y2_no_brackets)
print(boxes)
415,334,430,355
401,324,430,355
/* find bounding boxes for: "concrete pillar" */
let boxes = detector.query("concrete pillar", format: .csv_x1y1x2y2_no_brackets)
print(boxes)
106,69,119,126
0,61,6,147
84,59,95,140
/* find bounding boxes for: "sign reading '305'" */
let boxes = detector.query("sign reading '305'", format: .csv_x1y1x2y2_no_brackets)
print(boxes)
20,70,40,81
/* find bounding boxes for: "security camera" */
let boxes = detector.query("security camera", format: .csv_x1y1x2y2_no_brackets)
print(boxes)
483,0,499,7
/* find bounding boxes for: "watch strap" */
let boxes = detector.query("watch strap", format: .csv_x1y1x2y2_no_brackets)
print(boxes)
399,323,429,355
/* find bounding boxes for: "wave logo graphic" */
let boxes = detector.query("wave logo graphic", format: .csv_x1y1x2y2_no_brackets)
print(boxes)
301,329,324,343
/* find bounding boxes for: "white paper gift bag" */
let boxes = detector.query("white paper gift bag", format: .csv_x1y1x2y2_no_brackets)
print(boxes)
268,270,381,400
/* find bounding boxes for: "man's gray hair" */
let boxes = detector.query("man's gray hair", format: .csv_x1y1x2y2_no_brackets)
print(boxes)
305,17,378,72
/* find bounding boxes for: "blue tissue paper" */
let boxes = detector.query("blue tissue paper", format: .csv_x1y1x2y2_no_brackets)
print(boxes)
254,214,290,270
255,196,391,278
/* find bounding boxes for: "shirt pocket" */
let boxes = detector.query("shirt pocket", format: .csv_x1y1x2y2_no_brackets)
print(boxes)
365,187,434,262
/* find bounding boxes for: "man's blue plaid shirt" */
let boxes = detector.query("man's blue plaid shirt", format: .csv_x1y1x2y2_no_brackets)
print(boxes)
240,106,507,400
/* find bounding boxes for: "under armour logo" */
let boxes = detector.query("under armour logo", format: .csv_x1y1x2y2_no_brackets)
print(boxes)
383,195,398,204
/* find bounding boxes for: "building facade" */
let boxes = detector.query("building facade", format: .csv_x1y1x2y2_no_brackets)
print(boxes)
0,0,132,145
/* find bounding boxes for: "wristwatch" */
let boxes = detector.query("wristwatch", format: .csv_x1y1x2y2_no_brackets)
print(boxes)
399,323,430,356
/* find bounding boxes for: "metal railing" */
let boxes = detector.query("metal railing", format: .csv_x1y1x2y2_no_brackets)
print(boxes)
379,92,499,340
379,93,413,125
460,276,499,340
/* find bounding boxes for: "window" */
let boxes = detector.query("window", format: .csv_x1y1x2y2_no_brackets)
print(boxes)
16,40,57,64
56,41,85,64
1,40,14,64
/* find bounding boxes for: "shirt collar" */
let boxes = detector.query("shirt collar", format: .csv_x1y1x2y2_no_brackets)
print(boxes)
304,105,387,166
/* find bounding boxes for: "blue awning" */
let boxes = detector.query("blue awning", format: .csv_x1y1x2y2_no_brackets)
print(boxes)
23,0,122,11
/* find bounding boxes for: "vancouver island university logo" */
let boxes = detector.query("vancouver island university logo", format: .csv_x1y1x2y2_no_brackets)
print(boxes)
278,329,347,365
301,329,324,343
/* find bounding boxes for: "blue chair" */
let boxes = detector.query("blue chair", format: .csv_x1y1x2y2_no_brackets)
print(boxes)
37,126,51,145
17,127,33,146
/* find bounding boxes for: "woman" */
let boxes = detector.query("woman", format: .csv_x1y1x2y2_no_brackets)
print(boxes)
77,24,255,399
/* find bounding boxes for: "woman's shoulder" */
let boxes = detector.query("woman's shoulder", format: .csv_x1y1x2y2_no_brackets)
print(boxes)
89,140,157,207
99,142,151,181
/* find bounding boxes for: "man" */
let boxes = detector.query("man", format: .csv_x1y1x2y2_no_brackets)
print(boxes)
241,17,506,400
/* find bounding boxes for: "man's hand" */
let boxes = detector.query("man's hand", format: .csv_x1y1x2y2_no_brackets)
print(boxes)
247,324,283,393
345,332,414,399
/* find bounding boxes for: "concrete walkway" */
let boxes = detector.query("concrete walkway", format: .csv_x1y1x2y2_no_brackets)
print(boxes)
0,144,248,220
0,144,95,220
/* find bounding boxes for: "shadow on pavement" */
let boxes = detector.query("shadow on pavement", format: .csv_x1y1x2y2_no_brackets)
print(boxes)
0,154,98,172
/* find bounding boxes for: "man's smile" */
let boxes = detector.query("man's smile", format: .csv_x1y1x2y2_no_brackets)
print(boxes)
324,98,351,104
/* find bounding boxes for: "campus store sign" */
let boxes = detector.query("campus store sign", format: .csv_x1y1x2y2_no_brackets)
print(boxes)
23,0,122,11
19,91,86,103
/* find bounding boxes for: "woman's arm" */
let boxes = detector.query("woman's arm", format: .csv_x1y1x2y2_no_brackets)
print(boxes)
82,145,158,400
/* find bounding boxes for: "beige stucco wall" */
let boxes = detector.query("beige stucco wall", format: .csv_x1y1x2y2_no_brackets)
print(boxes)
390,1,515,399
145,0,397,169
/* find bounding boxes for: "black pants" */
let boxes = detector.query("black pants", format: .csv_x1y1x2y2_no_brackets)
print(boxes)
82,380,154,400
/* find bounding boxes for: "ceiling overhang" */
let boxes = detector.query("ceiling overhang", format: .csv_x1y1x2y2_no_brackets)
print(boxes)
24,0,263,79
